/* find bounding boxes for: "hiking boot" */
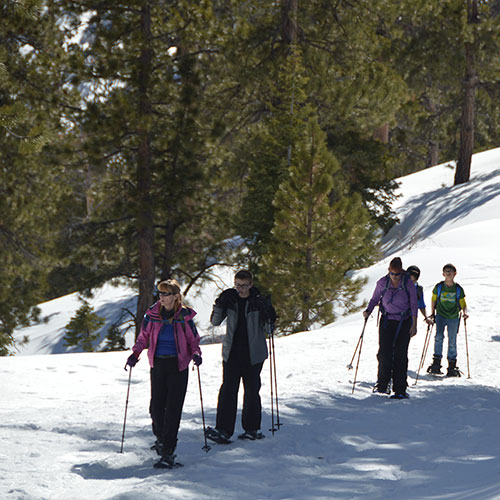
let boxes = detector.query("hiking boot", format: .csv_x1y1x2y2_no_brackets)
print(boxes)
238,430,265,440
372,383,390,394
150,439,163,456
427,355,442,374
446,359,461,377
205,426,231,444
153,452,176,469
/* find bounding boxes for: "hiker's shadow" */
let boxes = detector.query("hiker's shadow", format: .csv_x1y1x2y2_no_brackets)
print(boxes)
72,459,158,480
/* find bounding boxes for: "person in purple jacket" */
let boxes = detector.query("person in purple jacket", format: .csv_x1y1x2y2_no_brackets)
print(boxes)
363,257,418,399
125,279,202,468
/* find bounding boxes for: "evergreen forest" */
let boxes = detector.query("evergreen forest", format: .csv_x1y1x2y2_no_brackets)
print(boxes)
2,0,500,353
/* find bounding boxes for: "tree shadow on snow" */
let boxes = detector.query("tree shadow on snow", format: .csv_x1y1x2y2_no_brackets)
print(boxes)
382,168,500,255
267,382,500,500
68,383,500,500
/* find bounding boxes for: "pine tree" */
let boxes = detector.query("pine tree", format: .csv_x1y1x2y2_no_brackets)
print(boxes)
388,0,500,178
454,0,500,184
56,1,233,336
237,45,307,269
0,0,81,354
227,0,407,266
261,116,375,333
63,301,105,352
102,324,127,352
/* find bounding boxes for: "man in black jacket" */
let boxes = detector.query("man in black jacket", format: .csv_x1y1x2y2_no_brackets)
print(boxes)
206,270,276,443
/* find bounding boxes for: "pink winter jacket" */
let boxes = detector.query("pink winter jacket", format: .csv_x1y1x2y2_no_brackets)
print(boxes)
132,302,201,371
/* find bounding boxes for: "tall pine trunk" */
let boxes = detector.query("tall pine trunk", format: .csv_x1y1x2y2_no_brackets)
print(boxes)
135,4,155,338
160,218,175,281
455,0,479,185
281,0,298,44
426,99,440,167
427,140,439,167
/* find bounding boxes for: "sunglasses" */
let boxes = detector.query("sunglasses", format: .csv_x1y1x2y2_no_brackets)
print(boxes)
159,291,177,297
389,272,402,276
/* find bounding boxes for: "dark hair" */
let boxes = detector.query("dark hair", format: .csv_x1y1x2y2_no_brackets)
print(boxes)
389,257,403,272
443,263,457,273
407,265,420,280
235,269,253,282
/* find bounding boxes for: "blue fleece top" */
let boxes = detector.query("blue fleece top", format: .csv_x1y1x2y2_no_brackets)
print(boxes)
155,310,177,356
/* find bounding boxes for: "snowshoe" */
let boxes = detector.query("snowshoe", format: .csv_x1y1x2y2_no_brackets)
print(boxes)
446,360,462,377
427,366,443,375
427,355,443,375
238,430,265,441
205,426,232,444
390,392,410,400
153,454,183,469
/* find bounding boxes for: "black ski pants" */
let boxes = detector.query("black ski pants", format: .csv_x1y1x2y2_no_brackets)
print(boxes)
216,357,264,436
150,356,188,454
377,317,412,394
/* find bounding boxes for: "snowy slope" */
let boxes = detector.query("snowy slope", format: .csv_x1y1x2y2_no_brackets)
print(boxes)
13,269,235,355
3,148,500,500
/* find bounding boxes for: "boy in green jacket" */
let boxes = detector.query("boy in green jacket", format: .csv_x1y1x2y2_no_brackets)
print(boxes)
427,263,469,377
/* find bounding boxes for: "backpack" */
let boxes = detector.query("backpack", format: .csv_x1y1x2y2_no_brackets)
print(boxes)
435,281,463,310
416,284,424,303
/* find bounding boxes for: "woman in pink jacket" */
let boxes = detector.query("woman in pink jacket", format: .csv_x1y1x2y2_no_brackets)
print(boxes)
126,279,202,469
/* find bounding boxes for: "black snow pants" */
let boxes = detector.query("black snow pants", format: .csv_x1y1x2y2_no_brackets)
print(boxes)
377,317,412,394
150,356,188,454
215,357,264,436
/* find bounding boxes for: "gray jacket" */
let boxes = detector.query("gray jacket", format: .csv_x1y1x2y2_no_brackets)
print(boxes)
210,287,275,365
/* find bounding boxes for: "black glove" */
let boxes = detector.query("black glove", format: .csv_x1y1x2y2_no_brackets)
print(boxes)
125,353,138,370
192,354,202,366
215,289,237,309
262,294,277,326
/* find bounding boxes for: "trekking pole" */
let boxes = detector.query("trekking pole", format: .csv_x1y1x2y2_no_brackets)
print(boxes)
270,324,281,430
347,317,368,370
464,317,471,379
351,318,368,394
268,332,276,434
414,322,433,385
415,323,434,385
120,366,133,453
195,365,211,452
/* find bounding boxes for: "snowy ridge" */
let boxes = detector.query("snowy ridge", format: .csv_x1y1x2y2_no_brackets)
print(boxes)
3,148,500,499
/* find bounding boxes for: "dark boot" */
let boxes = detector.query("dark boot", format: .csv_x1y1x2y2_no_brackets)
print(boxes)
446,359,461,377
150,439,163,456
427,355,442,374
154,447,177,469
205,426,231,444
372,382,391,394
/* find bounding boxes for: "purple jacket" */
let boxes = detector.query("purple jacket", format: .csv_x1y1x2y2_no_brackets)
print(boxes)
365,275,418,321
132,302,201,371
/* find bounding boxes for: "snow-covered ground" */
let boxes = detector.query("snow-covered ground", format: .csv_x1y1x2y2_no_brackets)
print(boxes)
4,148,500,499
